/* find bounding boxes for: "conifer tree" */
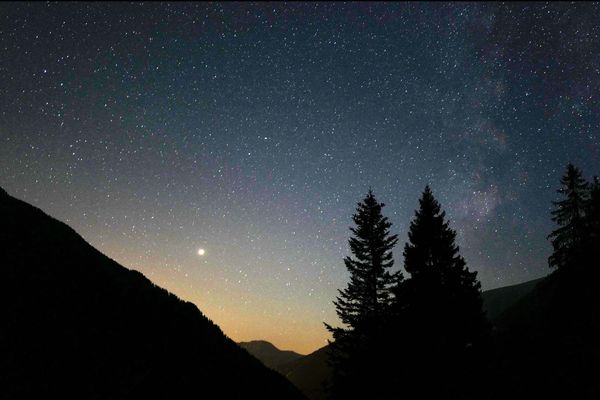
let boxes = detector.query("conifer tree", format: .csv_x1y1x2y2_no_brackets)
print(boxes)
325,190,399,399
548,163,589,268
399,185,488,397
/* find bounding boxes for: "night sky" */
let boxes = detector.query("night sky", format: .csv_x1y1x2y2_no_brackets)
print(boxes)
1,2,599,354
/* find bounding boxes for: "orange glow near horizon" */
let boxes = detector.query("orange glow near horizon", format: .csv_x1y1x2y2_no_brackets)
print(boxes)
98,242,337,355
163,276,332,355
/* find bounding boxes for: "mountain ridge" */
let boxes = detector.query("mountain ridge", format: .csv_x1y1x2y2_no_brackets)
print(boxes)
239,340,303,371
0,187,305,399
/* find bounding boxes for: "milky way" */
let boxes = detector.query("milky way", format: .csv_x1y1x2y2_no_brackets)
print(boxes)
1,2,599,353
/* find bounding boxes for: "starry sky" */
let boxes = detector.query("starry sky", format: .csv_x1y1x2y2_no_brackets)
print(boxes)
1,2,599,354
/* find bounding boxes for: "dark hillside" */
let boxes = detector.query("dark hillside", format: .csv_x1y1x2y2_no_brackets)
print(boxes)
281,345,331,400
0,187,304,399
239,340,302,371
490,262,600,399
481,278,544,321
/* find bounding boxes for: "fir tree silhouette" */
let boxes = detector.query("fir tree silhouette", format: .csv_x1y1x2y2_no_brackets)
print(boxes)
548,163,589,269
396,185,489,398
324,190,399,399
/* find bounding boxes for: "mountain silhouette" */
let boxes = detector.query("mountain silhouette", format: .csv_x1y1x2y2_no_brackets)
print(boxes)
280,345,331,400
481,277,544,321
0,187,305,399
239,340,302,371
490,264,600,399
239,340,331,400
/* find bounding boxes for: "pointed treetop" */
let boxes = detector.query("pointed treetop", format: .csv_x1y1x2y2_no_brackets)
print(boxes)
415,185,444,218
559,163,587,188
548,163,590,268
327,189,399,335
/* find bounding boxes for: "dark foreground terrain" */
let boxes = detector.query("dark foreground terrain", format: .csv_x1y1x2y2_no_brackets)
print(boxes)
0,187,304,399
247,268,600,400
245,278,547,400
2,184,599,399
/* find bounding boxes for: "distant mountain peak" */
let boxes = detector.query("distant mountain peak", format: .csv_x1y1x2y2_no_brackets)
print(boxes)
239,340,303,372
240,339,278,347
239,339,293,352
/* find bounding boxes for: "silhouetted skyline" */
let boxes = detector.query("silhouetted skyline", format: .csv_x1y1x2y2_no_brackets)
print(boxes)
1,2,599,353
